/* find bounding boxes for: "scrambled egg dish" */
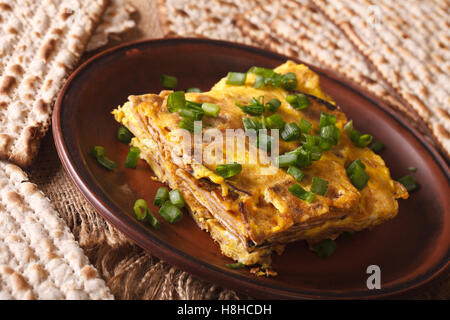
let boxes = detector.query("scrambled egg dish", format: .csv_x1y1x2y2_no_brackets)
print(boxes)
113,61,408,273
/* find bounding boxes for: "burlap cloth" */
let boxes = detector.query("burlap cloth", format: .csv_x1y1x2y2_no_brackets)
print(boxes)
27,0,448,299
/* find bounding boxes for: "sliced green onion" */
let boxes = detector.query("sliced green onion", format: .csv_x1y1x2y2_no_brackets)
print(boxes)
263,114,286,129
248,66,275,77
91,146,117,170
91,145,106,158
239,104,264,116
320,125,340,146
281,72,298,90
257,132,274,152
299,118,312,133
117,126,134,144
237,97,265,116
408,166,417,172
178,118,194,132
397,175,419,192
159,201,183,224
226,262,245,269
201,103,220,117
179,107,204,121
265,98,281,112
125,146,141,169
287,166,304,181
167,91,186,112
319,112,337,129
133,199,148,221
356,134,373,148
288,183,315,203
242,117,261,131
344,120,373,148
153,187,169,207
347,158,366,171
160,74,177,89
311,177,328,196
295,147,313,168
253,74,265,88
169,189,185,208
146,211,160,230
186,87,201,93
277,152,299,167
313,239,336,259
286,93,310,110
185,100,203,110
346,158,370,190
369,141,385,153
226,72,246,85
281,122,301,141
215,163,242,179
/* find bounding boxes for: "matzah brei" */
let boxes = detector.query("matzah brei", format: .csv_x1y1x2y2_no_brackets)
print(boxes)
0,0,106,167
0,161,113,299
312,0,450,157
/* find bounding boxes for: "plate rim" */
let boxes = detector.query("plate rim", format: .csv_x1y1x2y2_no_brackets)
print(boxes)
52,37,450,299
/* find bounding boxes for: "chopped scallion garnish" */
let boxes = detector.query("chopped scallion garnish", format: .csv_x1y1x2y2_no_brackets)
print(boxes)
288,183,315,203
154,187,169,207
125,146,141,169
257,132,274,152
286,93,310,110
319,112,337,129
265,98,281,112
344,120,373,148
281,122,301,141
179,107,204,121
263,114,286,129
397,175,419,192
186,87,201,93
215,163,242,179
117,126,134,144
91,146,117,170
236,96,265,115
160,74,177,89
299,118,312,133
226,262,245,269
369,141,385,153
346,158,370,190
146,211,160,230
287,166,304,181
167,91,186,112
178,118,195,132
226,72,247,85
408,166,417,172
159,201,183,224
242,117,261,131
133,199,148,221
313,239,336,259
169,189,185,208
277,152,299,167
201,103,220,117
311,177,328,196
281,72,298,90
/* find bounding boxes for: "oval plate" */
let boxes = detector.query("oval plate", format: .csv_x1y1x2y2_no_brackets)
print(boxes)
53,38,449,299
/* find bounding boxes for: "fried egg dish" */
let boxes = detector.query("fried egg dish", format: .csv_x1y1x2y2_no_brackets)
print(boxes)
113,61,408,274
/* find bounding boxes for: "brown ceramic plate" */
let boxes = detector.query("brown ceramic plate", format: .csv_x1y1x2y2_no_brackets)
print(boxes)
53,38,449,299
